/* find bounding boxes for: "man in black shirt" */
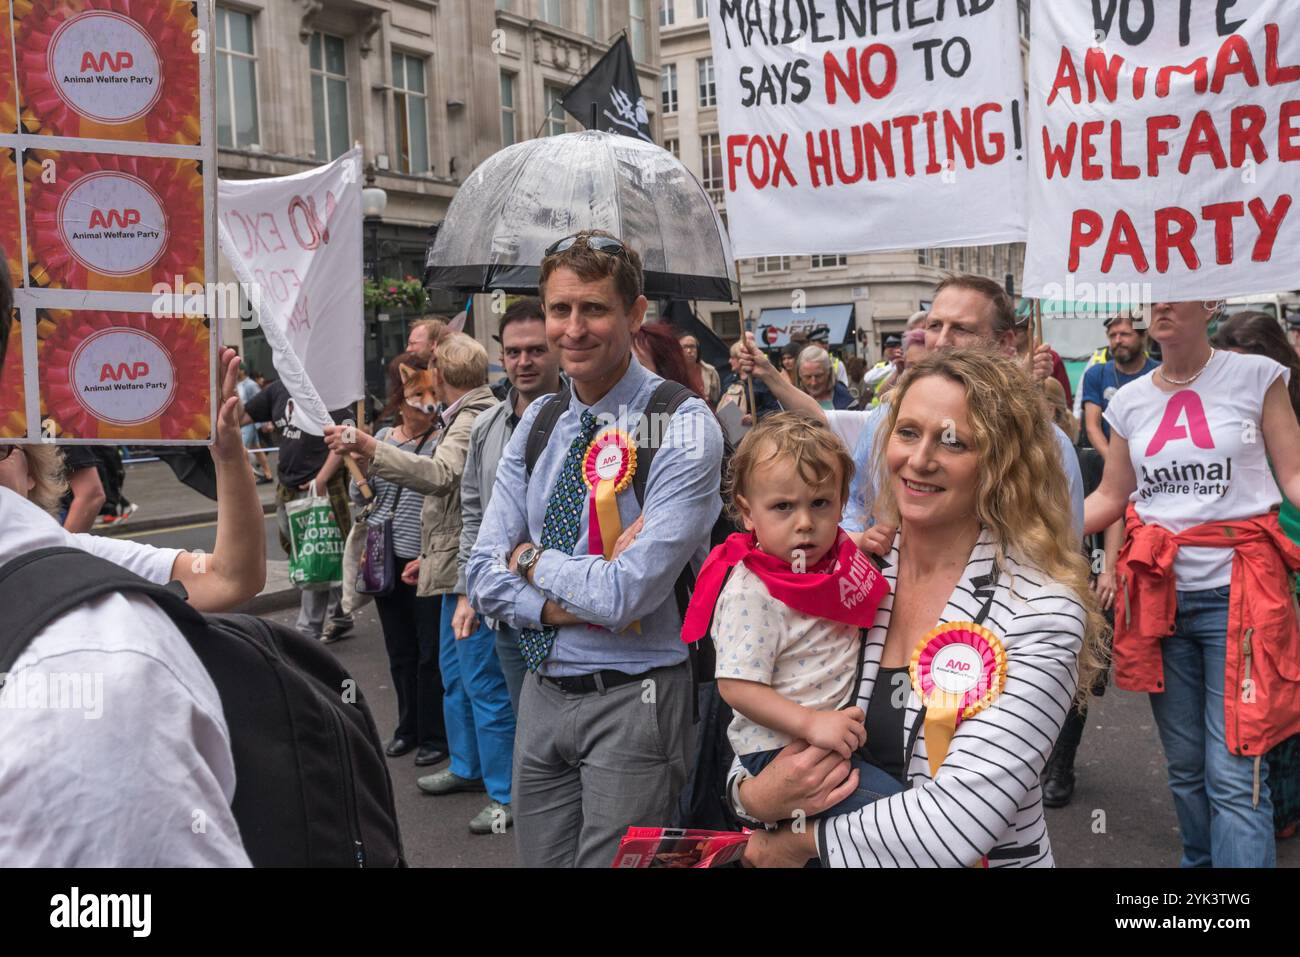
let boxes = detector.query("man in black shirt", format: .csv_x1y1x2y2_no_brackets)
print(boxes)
59,446,106,533
243,381,355,642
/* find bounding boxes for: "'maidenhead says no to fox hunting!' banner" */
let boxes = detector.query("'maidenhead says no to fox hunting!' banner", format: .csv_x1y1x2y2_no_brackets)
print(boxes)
1024,1,1300,302
706,0,1028,259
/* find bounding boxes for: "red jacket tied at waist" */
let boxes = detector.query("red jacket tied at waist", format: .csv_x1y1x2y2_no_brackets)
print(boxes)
1115,506,1300,757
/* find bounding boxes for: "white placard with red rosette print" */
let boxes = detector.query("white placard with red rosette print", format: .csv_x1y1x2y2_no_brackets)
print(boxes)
0,0,214,444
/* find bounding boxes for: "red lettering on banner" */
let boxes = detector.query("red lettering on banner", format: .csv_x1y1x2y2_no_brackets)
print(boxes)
1267,24,1300,85
1100,210,1149,273
80,51,134,73
1147,392,1216,456
1281,101,1300,162
973,104,1005,164
1043,125,1077,179
88,208,140,229
1248,194,1293,261
823,45,897,105
1180,111,1229,174
1084,48,1123,103
99,361,149,382
1080,121,1106,181
1155,207,1200,272
1068,209,1104,271
1046,47,1082,107
1212,35,1261,94
1146,114,1180,176
1156,59,1209,98
1231,105,1269,166
1202,201,1245,264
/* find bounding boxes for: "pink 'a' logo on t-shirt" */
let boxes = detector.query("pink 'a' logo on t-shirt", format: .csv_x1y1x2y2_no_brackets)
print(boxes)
1146,392,1216,456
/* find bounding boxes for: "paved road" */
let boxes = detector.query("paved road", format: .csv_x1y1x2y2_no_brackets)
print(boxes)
258,606,1298,868
114,514,286,560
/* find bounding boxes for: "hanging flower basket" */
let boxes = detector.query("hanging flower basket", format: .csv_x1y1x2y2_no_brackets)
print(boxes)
364,276,429,313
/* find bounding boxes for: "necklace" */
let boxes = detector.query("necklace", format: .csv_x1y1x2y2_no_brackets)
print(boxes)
1158,348,1215,387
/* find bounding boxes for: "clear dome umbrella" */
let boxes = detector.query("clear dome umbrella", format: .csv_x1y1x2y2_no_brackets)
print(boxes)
424,130,739,303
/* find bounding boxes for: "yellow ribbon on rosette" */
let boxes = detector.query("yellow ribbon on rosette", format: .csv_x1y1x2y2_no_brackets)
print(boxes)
909,621,1008,866
582,428,638,632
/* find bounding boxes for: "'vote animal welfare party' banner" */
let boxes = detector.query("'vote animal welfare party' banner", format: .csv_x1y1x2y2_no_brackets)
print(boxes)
707,0,1028,258
0,0,215,443
1023,1,1300,302
217,148,365,436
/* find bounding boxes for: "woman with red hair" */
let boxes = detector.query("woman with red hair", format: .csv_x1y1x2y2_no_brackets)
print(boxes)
633,322,705,398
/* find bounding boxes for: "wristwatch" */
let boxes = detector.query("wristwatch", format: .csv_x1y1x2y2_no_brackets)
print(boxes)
516,544,543,579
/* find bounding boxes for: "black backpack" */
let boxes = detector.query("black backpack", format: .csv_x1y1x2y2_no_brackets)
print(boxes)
0,547,405,868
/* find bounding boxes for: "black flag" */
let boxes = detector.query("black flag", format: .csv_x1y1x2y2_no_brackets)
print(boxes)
561,36,652,143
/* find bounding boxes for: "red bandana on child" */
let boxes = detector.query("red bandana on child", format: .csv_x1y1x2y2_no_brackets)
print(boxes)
681,530,890,644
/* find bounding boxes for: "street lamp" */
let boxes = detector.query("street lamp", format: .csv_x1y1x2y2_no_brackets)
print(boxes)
362,164,388,405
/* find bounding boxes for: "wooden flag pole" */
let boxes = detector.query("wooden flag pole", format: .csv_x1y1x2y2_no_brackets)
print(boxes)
345,398,374,500
735,260,757,417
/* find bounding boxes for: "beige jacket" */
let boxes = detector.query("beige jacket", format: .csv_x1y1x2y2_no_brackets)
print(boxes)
369,385,496,597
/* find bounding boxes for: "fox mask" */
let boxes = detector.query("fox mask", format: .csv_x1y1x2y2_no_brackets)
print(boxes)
399,364,437,415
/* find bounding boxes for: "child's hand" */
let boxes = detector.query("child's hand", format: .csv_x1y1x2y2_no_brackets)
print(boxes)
803,707,866,760
855,522,898,558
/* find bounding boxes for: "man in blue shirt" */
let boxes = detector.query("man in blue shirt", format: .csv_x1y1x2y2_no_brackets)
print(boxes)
1080,312,1159,459
467,231,723,867
843,275,1086,541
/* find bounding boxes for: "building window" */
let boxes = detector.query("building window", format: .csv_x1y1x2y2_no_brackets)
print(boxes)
660,0,674,27
755,256,791,273
216,6,259,149
695,0,708,17
392,52,429,173
700,132,722,190
544,84,567,137
661,63,677,114
630,0,647,59
810,254,847,269
713,310,740,338
539,0,563,26
496,0,512,8
664,137,679,158
697,56,715,108
310,32,349,161
500,72,517,147
917,248,932,266
586,0,599,36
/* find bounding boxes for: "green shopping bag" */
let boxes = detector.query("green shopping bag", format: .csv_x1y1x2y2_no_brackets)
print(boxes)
285,482,345,590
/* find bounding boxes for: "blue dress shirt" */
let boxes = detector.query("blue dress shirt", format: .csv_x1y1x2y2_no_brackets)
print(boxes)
466,357,724,677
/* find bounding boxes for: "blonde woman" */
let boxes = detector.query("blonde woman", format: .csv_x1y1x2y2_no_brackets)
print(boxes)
0,444,67,512
739,348,1106,867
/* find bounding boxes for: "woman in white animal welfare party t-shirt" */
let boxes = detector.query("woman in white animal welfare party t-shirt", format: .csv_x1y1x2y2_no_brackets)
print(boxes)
1085,300,1300,869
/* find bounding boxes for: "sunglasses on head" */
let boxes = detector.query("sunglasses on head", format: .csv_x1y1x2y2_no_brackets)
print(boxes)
0,445,17,462
544,234,626,258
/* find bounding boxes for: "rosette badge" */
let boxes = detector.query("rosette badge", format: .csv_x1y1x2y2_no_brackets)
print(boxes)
909,621,1008,780
26,153,203,292
38,310,211,440
15,0,200,144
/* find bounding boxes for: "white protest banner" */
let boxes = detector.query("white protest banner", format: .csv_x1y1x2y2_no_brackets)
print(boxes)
0,0,216,445
218,147,364,435
707,0,1027,259
1023,1,1300,303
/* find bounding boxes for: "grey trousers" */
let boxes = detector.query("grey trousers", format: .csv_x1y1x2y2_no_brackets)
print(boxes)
494,624,527,717
513,661,694,868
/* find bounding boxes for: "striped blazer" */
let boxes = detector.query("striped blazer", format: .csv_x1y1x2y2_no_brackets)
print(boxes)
731,526,1087,868
819,527,1085,867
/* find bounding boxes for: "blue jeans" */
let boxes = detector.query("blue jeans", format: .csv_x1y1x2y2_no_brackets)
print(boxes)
1148,587,1275,867
439,598,516,805
739,749,905,817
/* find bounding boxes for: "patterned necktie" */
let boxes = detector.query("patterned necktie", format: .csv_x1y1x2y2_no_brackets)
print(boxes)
518,410,601,671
